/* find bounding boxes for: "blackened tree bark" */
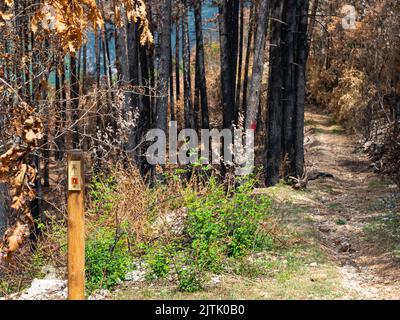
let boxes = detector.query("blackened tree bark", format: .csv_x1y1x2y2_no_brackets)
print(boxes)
81,44,87,95
231,0,240,121
241,1,255,115
266,0,310,185
54,56,66,160
155,0,172,133
0,183,8,238
170,43,175,121
194,57,200,130
266,0,285,186
134,42,154,177
194,0,209,129
282,0,297,177
70,55,80,149
235,0,244,114
127,22,140,109
308,0,319,45
244,0,270,130
294,0,310,177
182,0,194,129
114,8,129,85
175,13,181,102
218,0,239,129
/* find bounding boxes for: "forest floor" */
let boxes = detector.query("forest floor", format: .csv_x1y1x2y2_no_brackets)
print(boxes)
113,108,400,300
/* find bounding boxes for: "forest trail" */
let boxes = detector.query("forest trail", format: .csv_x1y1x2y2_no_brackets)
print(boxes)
301,108,400,299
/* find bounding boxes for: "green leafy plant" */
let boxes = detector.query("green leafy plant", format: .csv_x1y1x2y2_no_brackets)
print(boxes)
85,226,131,293
176,265,203,293
171,177,272,291
145,243,173,280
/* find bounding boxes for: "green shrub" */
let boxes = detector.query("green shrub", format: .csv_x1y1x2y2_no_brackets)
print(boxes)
174,177,272,291
176,265,203,293
88,175,120,220
85,226,131,293
145,244,172,280
186,177,271,260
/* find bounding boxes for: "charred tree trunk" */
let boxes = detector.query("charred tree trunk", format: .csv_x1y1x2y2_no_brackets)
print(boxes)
294,0,310,177
175,15,181,102
282,0,297,177
218,0,239,129
127,22,140,110
182,1,194,129
70,55,80,149
155,0,172,134
266,0,285,186
235,0,244,115
242,2,255,115
194,0,209,129
54,57,66,160
245,0,270,130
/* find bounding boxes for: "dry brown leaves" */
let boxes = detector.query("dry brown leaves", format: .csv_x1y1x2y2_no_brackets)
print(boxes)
0,0,13,27
31,0,104,53
0,103,43,264
116,0,153,46
31,0,153,54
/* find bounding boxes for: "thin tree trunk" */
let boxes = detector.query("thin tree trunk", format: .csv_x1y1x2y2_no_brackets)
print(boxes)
94,29,102,171
235,0,244,115
242,2,255,115
175,16,181,101
294,0,310,177
155,0,172,134
194,0,209,129
308,0,319,45
127,22,140,109
55,56,66,160
282,0,297,177
170,43,175,121
81,44,87,94
245,0,270,130
266,0,285,186
70,55,80,149
194,57,200,130
182,1,194,129
218,0,236,129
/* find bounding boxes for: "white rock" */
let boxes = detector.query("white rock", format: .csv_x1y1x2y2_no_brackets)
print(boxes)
18,279,67,300
125,269,146,282
210,275,221,284
88,289,111,300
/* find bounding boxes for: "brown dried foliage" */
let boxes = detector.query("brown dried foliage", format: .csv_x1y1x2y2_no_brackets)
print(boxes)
31,0,153,54
0,103,43,264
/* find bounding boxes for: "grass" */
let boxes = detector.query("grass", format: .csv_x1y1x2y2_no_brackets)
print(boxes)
305,118,317,126
327,202,342,212
114,247,351,300
363,186,400,257
331,125,345,135
364,210,400,253
335,218,347,225
367,178,392,191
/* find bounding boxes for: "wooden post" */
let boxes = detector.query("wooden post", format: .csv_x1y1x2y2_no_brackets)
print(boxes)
67,150,85,300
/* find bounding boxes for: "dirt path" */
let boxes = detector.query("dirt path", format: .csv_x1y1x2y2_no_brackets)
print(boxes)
303,109,400,299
